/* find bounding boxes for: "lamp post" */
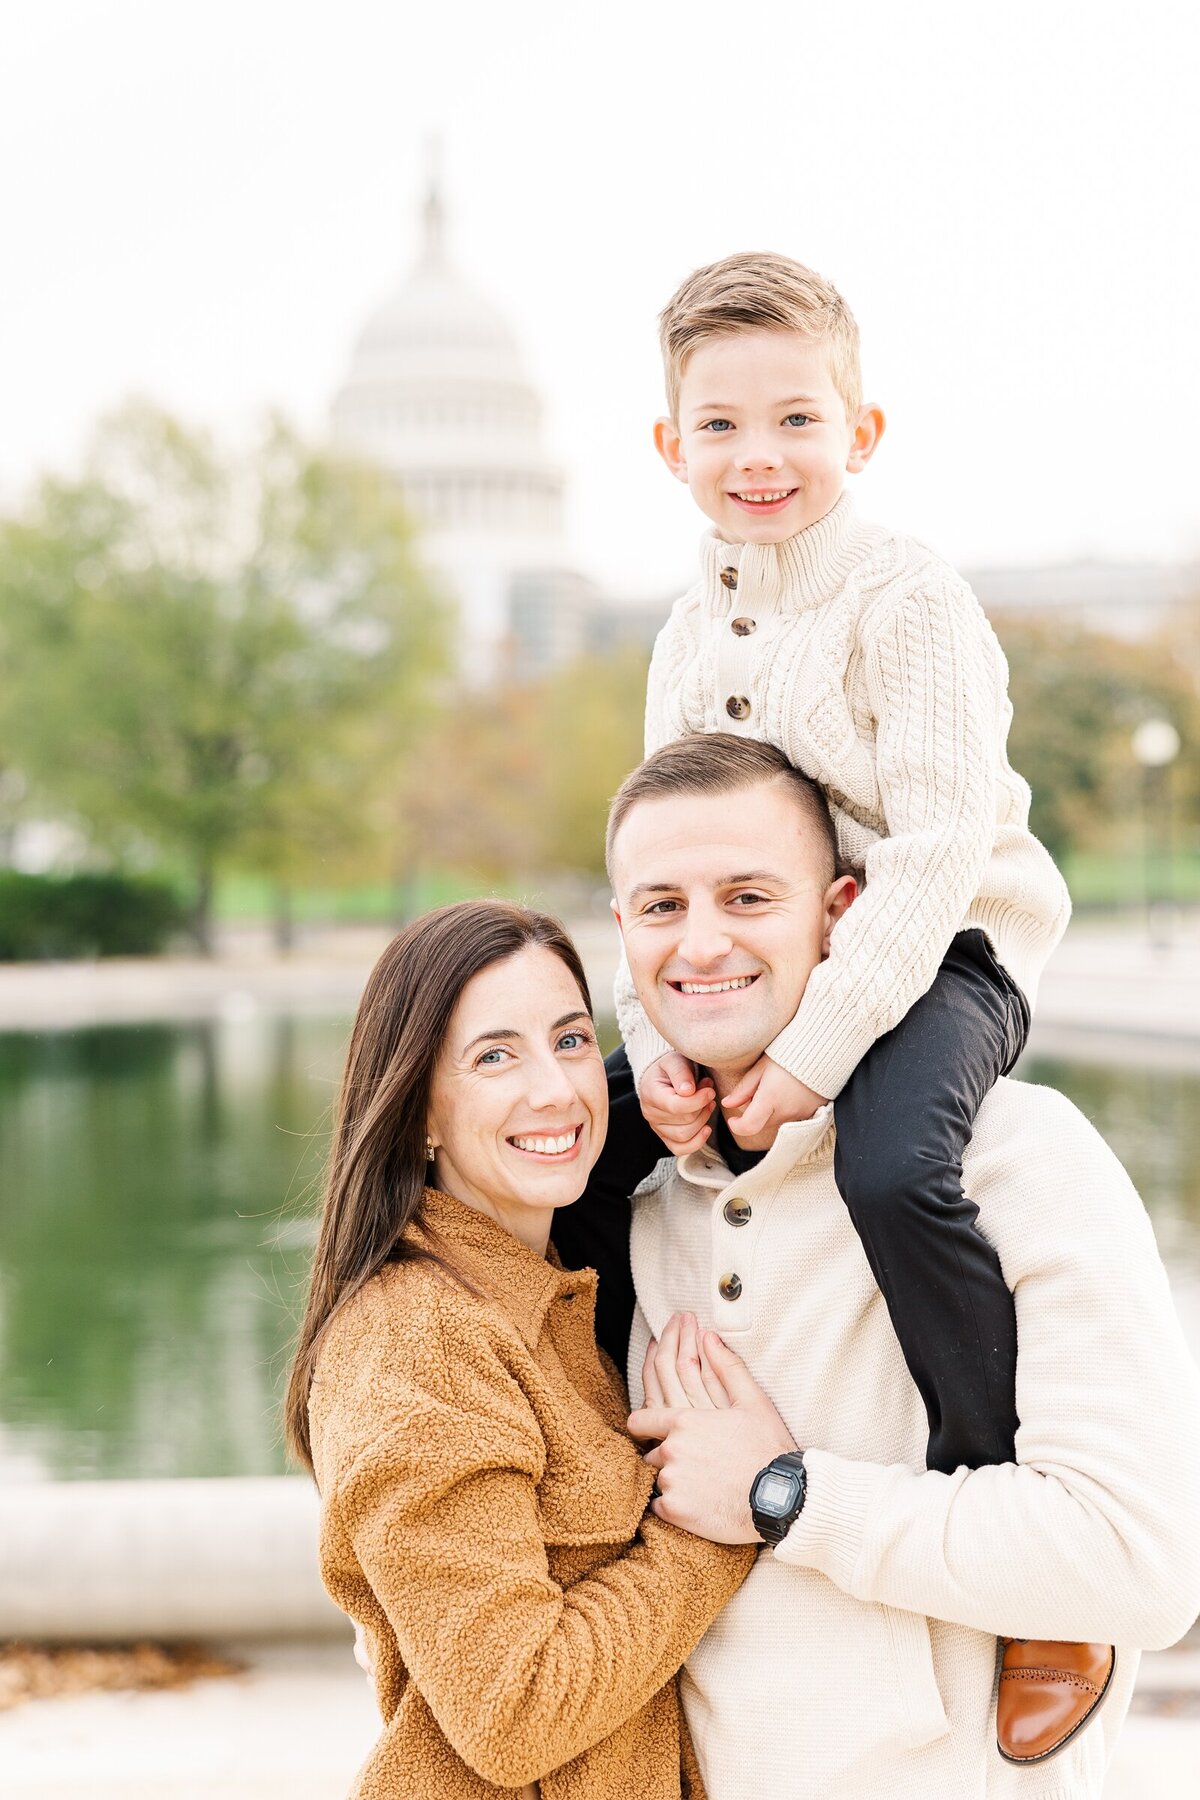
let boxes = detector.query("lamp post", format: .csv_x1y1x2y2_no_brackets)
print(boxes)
1131,719,1181,946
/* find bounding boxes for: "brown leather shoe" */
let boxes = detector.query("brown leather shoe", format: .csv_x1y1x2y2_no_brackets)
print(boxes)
997,1638,1116,1764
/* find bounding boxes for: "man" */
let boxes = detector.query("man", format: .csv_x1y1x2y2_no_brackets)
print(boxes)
552,733,1200,1799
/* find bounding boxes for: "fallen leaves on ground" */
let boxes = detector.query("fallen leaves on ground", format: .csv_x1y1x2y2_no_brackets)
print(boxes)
0,1641,244,1711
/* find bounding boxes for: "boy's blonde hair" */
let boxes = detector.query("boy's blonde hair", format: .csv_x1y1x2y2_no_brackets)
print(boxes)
659,252,862,423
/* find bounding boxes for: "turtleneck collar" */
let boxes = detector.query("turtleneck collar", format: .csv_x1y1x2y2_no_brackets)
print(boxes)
697,490,865,615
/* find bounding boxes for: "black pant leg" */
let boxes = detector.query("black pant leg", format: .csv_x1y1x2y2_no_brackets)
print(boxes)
832,932,1028,1475
550,1045,665,1372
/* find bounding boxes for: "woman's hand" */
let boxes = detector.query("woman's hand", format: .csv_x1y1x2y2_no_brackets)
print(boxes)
641,1312,734,1412
630,1321,796,1544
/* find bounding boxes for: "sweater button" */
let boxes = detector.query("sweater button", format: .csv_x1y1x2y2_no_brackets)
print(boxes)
725,695,751,721
720,566,739,590
730,616,756,636
718,1272,743,1301
723,1198,752,1227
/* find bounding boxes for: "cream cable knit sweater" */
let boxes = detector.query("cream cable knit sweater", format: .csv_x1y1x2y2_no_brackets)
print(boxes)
628,1079,1200,1800
616,493,1071,1098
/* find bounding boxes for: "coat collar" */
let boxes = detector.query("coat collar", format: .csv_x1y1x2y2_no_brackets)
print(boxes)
412,1186,595,1351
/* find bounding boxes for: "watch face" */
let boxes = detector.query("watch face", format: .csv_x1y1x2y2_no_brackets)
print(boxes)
756,1470,799,1516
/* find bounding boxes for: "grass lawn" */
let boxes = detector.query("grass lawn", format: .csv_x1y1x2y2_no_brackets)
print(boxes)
207,850,1200,926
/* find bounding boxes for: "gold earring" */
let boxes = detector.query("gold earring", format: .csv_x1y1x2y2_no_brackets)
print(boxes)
425,1136,436,1163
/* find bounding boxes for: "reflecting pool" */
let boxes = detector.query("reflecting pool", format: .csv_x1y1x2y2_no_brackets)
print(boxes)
0,1017,1197,1481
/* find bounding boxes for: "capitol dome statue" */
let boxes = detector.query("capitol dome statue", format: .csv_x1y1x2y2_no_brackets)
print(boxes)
330,179,569,682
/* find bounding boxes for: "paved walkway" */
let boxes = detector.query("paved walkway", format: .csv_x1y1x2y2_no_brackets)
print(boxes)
0,1637,1196,1798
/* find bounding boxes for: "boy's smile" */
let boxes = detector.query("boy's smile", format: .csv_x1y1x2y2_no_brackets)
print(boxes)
654,328,883,545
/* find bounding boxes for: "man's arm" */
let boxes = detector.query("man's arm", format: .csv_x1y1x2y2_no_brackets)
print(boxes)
637,1089,1200,1649
776,1093,1200,1647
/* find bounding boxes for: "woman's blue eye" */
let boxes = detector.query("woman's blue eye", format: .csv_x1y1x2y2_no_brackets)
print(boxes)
477,1047,508,1065
557,1031,591,1051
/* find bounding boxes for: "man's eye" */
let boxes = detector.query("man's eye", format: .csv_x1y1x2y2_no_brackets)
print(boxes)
645,900,681,915
701,419,733,432
731,892,768,906
785,413,812,428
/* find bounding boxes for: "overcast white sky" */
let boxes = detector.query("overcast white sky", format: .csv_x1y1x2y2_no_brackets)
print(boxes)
3,1,1198,597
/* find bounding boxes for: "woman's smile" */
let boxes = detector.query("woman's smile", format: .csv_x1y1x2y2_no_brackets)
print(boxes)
507,1124,585,1160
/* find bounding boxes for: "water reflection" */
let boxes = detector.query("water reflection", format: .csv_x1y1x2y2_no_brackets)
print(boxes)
0,1017,346,1481
0,1021,1196,1481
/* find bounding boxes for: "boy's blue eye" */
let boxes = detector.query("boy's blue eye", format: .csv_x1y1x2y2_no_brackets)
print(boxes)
785,413,812,428
702,419,733,432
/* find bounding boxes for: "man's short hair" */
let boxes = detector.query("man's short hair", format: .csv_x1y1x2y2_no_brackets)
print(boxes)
659,251,862,424
606,734,840,885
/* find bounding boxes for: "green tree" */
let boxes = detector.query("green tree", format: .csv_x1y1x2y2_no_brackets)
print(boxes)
0,406,448,948
997,616,1198,862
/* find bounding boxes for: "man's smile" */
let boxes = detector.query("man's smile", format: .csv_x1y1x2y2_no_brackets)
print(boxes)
667,974,761,996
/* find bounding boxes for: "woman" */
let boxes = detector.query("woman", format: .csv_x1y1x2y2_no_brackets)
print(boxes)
284,899,756,1799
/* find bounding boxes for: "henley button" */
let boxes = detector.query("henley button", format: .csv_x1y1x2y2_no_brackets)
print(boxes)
730,616,756,637
726,695,752,721
720,566,739,590
718,1272,743,1301
723,1198,752,1227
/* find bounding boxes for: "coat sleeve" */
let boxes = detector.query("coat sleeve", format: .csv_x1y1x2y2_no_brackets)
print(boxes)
772,1091,1200,1648
331,1311,753,1790
766,578,1011,1099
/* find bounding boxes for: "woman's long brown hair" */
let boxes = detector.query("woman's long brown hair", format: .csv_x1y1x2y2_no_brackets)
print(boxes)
283,899,592,1472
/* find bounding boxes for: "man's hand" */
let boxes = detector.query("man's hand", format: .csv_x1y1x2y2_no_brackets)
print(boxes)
720,1055,827,1152
629,1321,797,1543
638,1052,716,1154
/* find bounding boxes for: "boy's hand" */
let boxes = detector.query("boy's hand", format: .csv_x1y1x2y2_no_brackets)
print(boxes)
721,1055,827,1152
638,1052,716,1155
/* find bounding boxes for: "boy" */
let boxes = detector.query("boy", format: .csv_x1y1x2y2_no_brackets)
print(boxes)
570,252,1109,1766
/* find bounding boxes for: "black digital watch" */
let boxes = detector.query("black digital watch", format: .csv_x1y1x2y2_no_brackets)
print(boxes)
749,1451,808,1547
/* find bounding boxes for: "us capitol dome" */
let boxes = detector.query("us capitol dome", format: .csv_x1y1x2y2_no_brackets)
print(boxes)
330,180,587,683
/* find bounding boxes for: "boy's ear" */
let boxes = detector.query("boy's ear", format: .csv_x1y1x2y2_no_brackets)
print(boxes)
846,403,885,474
653,416,689,484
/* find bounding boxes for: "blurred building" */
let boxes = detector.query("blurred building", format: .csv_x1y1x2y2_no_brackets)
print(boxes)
330,180,571,683
967,559,1199,640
